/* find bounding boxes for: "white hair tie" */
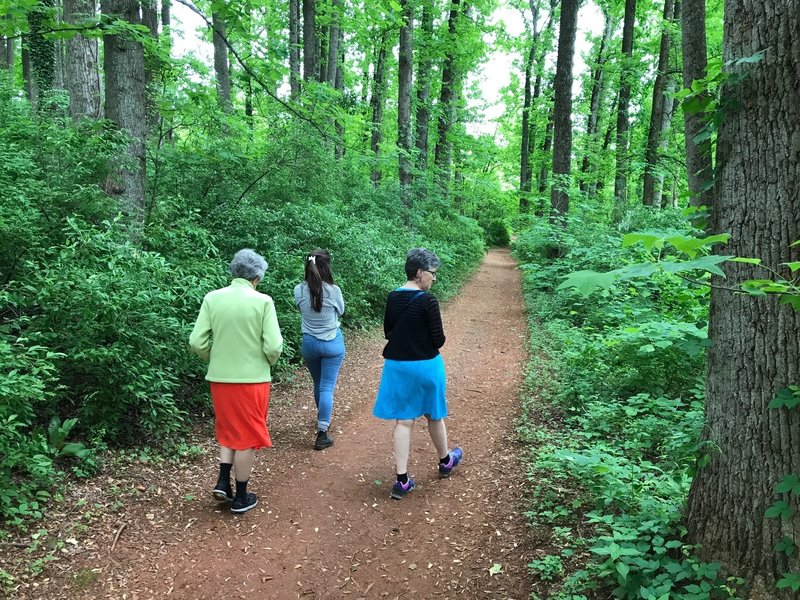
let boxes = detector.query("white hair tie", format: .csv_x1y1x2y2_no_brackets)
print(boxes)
308,256,316,265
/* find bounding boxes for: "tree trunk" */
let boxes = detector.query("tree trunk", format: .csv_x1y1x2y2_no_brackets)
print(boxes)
686,3,800,597
656,78,678,205
681,0,713,207
434,0,463,198
579,9,612,196
289,0,301,97
22,40,35,105
519,0,542,212
537,104,553,196
27,0,56,111
614,0,636,208
1,35,13,75
324,0,341,85
64,0,101,119
369,30,389,185
397,0,414,209
302,0,318,81
212,11,231,112
414,0,434,181
334,26,345,159
102,0,147,238
642,0,675,207
548,0,579,227
161,0,170,29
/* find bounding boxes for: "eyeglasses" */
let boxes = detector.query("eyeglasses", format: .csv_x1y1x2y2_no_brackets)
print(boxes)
424,270,438,279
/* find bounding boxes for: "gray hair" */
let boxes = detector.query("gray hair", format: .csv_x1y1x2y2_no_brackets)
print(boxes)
229,249,268,281
404,248,440,279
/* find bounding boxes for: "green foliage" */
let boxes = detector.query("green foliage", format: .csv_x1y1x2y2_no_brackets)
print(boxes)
513,212,740,599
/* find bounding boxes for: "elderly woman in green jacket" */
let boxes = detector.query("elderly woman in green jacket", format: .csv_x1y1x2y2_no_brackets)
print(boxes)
189,249,283,514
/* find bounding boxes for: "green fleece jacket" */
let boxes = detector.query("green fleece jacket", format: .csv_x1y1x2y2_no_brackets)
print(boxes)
189,278,283,382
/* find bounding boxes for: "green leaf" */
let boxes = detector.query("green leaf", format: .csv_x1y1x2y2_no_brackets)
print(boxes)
488,563,502,576
557,270,618,297
768,388,800,410
775,537,795,557
659,255,732,276
730,257,762,265
765,500,794,520
776,572,800,591
775,474,800,495
781,262,800,273
616,561,630,580
622,232,664,251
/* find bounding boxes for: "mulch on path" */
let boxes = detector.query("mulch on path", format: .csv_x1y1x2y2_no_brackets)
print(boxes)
9,248,536,600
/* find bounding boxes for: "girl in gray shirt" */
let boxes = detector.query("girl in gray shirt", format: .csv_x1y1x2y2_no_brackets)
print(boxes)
293,250,346,449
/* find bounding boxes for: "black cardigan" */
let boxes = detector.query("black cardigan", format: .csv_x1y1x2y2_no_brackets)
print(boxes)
382,290,446,360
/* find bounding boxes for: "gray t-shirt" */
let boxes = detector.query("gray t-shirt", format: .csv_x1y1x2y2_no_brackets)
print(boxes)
293,282,345,341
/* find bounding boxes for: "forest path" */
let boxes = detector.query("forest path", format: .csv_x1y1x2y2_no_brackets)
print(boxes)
23,249,535,600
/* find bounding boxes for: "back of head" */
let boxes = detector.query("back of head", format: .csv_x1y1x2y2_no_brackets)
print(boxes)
404,248,440,280
230,249,268,281
304,250,334,312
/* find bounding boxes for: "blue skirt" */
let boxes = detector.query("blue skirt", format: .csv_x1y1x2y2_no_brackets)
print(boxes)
373,354,448,420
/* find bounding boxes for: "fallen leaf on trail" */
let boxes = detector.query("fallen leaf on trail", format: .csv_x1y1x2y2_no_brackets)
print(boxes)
488,563,502,576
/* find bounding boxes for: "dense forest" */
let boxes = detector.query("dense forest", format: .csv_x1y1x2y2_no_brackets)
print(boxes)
0,0,798,598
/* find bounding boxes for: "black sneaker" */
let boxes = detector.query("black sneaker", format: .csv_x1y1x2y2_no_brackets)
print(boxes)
212,484,234,502
231,492,259,514
314,430,334,450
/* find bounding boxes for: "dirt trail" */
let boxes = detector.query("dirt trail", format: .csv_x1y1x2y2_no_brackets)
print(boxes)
19,249,534,600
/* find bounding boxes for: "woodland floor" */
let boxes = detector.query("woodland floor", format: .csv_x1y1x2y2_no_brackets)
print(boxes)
6,248,542,600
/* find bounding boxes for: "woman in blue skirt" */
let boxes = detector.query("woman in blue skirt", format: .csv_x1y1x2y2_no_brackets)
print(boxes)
373,248,462,499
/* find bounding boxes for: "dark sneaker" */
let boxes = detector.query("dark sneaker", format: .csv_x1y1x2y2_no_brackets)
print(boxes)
314,430,334,450
438,447,463,478
390,478,416,500
231,492,259,514
212,485,234,502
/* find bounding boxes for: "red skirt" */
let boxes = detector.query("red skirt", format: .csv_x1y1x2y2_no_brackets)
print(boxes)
210,382,272,450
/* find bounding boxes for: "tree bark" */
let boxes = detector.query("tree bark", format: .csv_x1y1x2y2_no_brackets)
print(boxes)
397,0,414,207
579,10,612,196
302,0,318,81
519,0,543,212
681,0,713,207
369,30,389,185
434,0,463,197
27,0,56,111
414,0,434,180
548,0,579,227
686,2,800,597
1,35,13,75
537,103,553,196
212,11,231,112
102,0,147,238
289,0,300,97
642,0,675,206
22,40,35,105
64,0,101,119
614,0,636,208
324,0,342,85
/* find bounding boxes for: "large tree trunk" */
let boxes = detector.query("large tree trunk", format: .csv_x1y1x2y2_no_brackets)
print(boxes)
656,77,678,205
212,11,231,112
614,0,636,208
22,40,35,105
642,0,675,207
302,0,318,81
369,30,389,185
289,0,300,97
414,0,434,182
434,0,463,198
537,103,553,197
548,0,579,227
1,34,13,75
681,0,713,208
27,0,56,111
519,0,543,213
324,0,342,85
397,0,414,209
685,2,800,597
102,0,147,238
64,0,101,119
579,10,612,196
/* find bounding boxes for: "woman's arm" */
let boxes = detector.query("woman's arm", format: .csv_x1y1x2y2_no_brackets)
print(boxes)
188,298,212,361
261,298,284,365
425,296,446,348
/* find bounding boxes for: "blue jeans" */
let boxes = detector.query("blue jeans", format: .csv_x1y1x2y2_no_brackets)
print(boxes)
301,330,345,432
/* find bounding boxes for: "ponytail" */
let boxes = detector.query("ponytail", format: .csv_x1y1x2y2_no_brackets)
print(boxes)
304,250,334,312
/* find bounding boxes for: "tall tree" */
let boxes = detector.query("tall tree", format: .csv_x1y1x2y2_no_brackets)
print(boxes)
397,0,414,208
64,0,101,119
324,0,342,85
642,0,676,206
212,10,232,112
26,0,56,110
549,0,580,227
0,33,12,75
289,0,301,97
519,0,544,212
369,28,390,184
578,8,613,197
680,0,712,207
685,2,800,596
613,0,636,207
102,0,147,237
434,0,463,197
302,0,318,81
414,0,434,182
